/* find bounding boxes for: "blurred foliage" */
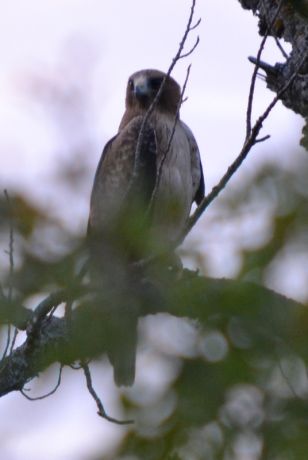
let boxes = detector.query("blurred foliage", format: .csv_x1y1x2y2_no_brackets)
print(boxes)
0,152,308,460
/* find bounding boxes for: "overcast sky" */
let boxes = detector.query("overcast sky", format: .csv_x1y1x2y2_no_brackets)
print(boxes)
0,1,306,459
1,0,303,199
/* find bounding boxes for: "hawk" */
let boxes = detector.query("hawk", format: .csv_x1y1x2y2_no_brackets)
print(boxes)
88,69,204,386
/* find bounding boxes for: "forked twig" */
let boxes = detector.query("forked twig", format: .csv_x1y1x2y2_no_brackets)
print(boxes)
82,362,134,425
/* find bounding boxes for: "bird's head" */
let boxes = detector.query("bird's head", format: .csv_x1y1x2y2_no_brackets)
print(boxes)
125,69,181,114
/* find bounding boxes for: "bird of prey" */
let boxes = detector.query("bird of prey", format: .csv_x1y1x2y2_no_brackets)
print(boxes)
88,69,204,386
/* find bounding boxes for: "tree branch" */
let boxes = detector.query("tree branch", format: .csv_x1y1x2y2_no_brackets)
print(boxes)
0,271,303,398
238,0,308,147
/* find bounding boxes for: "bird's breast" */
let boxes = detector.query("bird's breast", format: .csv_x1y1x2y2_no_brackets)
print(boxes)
150,116,194,243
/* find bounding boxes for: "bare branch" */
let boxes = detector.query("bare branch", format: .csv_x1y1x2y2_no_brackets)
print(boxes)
184,50,307,238
178,36,200,61
190,17,201,31
82,362,134,425
0,316,67,397
170,0,200,66
0,274,303,398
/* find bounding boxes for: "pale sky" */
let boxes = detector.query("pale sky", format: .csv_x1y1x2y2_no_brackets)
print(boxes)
0,1,306,459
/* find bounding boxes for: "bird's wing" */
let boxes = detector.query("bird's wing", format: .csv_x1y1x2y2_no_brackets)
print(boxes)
88,116,157,234
88,118,157,387
180,121,205,205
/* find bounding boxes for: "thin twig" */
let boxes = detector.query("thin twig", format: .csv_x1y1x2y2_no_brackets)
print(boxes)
189,17,201,32
245,0,284,140
20,364,64,400
255,134,271,143
148,65,192,213
82,362,134,425
166,0,200,74
178,36,200,61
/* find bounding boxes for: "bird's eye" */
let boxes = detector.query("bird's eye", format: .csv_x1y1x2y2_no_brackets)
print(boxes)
128,79,134,90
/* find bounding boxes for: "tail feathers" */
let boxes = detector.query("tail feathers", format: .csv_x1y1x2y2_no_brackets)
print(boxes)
111,350,136,387
108,325,137,387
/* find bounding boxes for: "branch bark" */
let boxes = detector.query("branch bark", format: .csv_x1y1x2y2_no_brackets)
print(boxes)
238,0,308,147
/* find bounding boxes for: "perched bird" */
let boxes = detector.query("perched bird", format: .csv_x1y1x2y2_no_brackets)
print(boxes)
88,69,204,386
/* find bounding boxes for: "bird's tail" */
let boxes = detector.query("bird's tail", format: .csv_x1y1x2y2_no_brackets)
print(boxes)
108,316,138,387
